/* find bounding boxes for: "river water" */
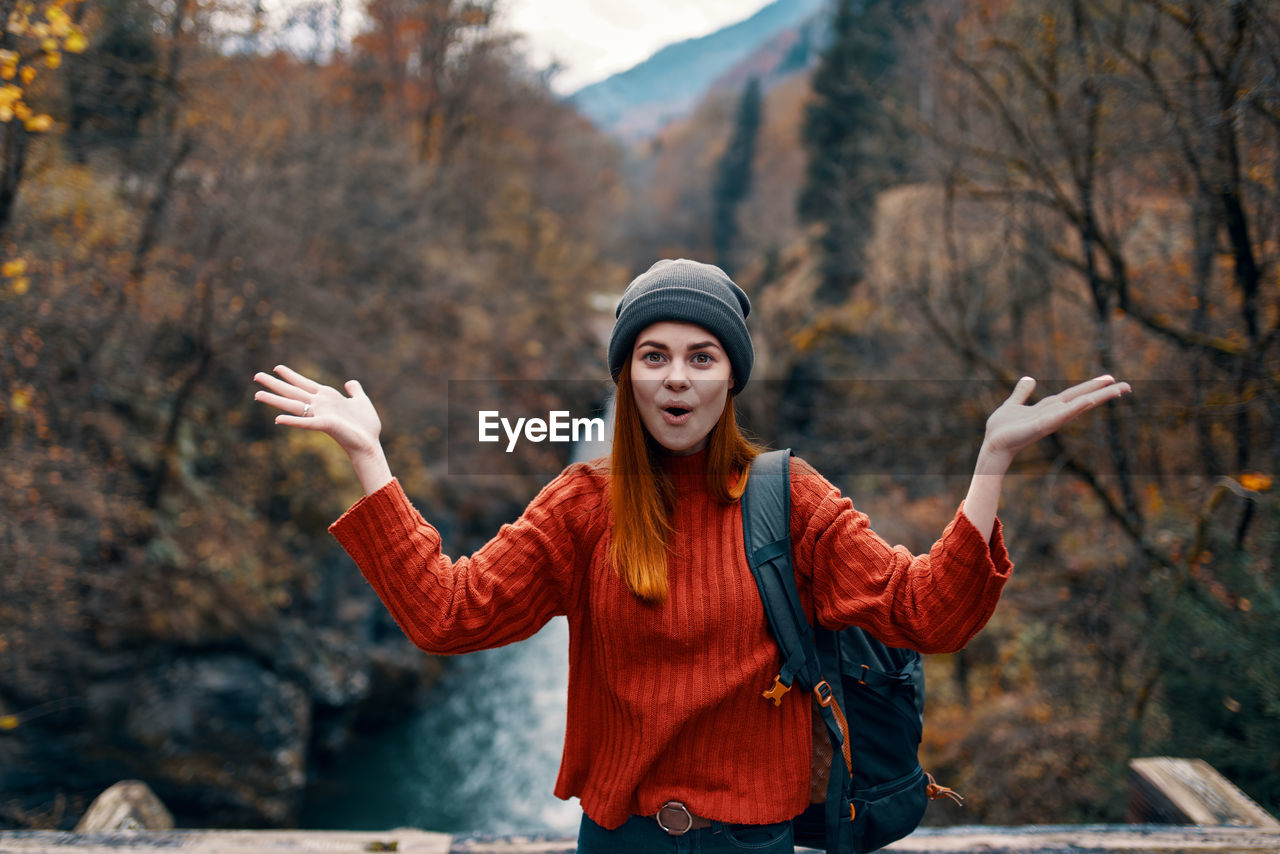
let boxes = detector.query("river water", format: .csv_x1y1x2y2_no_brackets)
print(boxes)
300,616,579,835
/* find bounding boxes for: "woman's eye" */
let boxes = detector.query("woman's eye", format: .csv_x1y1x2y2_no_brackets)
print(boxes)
644,352,663,363
693,353,711,365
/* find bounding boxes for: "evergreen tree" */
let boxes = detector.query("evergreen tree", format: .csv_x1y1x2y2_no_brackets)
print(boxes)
711,77,762,276
64,0,162,163
1152,495,1280,813
798,0,913,303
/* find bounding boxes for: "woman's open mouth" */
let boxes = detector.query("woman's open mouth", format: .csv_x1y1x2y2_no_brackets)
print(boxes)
662,406,692,425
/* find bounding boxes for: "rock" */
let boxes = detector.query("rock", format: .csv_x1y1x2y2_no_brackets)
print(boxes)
0,540,439,830
121,655,311,826
74,780,174,831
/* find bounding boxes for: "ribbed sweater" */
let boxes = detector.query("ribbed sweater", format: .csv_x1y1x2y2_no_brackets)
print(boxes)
329,448,1012,830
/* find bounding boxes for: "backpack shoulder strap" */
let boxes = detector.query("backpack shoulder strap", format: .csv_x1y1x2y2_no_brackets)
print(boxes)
743,450,859,847
741,448,823,699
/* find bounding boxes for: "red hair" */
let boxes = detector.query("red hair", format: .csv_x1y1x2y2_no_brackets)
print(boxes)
608,360,765,603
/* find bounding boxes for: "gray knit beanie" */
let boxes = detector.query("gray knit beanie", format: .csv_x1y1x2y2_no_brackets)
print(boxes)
608,259,753,395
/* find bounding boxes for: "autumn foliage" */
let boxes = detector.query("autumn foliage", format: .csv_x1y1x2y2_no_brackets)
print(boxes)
0,0,624,828
0,0,1276,832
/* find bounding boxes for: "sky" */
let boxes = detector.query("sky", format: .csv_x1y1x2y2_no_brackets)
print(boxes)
497,0,777,94
250,0,777,95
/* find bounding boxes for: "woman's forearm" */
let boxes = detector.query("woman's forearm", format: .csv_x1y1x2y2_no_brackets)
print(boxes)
962,445,1012,544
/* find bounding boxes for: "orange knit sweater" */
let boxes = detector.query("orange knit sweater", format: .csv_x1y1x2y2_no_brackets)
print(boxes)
328,448,1012,830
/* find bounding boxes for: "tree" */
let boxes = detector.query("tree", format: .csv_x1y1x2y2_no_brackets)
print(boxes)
0,0,88,232
864,0,1280,819
63,0,162,163
711,77,761,275
0,0,628,826
798,0,914,304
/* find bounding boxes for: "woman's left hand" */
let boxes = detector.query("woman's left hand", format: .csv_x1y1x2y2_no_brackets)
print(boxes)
980,375,1131,470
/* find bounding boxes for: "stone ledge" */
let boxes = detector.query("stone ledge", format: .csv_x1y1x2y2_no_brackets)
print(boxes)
3,825,1280,853
0,828,451,853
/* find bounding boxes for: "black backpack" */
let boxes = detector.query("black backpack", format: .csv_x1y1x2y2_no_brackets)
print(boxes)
740,449,962,854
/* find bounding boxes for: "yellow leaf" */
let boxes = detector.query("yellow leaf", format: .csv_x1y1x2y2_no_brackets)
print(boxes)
1239,472,1272,492
0,715,19,730
23,113,50,132
1,65,14,81
20,66,33,84
64,29,86,52
14,102,30,120
40,37,56,53
0,105,11,122
10,388,31,411
2,258,26,276
45,6,68,32
44,51,60,69
12,276,29,294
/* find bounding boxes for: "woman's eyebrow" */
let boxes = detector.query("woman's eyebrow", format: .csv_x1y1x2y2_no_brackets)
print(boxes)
635,339,724,352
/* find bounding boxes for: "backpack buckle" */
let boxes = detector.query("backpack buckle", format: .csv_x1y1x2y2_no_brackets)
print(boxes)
814,680,834,707
762,674,791,706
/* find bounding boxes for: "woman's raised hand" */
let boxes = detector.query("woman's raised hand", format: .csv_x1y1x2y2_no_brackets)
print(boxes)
253,364,382,457
962,374,1131,543
980,375,1131,469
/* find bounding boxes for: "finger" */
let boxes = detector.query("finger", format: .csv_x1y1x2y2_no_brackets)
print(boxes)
344,379,364,398
1079,382,1131,409
273,364,322,394
1006,376,1036,406
254,372,312,402
274,413,325,429
1058,374,1116,404
254,389,311,416
1055,382,1130,424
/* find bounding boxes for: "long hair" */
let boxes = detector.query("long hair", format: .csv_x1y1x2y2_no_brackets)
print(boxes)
608,360,765,603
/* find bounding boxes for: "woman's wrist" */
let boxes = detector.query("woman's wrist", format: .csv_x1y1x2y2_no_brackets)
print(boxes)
349,441,393,495
962,443,1012,545
973,442,1014,478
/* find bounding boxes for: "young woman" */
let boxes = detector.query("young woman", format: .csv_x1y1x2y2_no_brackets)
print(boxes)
253,259,1129,853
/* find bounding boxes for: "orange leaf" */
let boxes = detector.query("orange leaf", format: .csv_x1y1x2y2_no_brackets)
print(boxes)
1239,473,1272,492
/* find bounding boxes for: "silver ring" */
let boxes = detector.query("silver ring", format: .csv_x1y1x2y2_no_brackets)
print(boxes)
302,403,312,417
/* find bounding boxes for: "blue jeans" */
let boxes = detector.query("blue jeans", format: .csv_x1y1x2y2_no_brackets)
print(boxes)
577,812,795,853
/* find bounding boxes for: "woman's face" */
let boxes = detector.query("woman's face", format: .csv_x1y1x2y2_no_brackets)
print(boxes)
629,320,733,455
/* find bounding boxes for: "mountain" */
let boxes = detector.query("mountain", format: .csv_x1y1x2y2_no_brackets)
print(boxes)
568,0,829,141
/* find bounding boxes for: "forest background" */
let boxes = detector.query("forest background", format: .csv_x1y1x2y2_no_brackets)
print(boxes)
0,0,1276,833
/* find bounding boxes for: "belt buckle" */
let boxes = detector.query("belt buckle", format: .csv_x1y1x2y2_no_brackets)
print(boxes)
655,800,694,836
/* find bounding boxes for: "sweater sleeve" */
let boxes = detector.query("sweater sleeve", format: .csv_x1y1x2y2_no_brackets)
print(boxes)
788,455,1013,654
328,463,604,655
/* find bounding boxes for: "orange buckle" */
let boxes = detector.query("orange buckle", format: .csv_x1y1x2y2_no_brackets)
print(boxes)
814,680,834,707
926,773,965,806
763,675,790,707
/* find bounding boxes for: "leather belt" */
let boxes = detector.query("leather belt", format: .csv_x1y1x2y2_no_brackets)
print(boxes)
653,800,712,836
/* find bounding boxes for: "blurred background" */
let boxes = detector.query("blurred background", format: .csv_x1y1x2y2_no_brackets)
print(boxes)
0,0,1276,835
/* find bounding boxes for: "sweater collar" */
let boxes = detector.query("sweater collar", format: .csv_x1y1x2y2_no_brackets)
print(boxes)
658,446,710,484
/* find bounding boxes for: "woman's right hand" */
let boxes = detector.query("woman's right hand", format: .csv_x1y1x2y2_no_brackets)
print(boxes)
253,364,382,458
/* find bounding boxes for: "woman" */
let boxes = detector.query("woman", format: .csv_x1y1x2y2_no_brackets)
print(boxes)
253,259,1129,853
